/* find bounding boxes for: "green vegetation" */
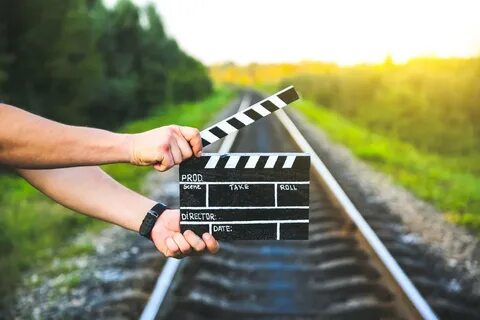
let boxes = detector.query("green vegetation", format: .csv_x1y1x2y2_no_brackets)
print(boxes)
294,99,480,233
282,57,480,155
275,57,480,233
219,58,480,232
0,0,212,129
0,0,227,309
0,87,233,308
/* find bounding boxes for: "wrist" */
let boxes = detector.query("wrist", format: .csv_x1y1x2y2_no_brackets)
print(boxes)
139,202,169,240
114,133,134,164
133,198,157,232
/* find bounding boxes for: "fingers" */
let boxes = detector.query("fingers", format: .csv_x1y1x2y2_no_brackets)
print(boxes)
175,134,193,160
202,233,220,254
184,230,206,252
169,139,183,165
131,125,202,170
164,237,181,257
179,126,202,157
154,126,200,171
158,233,218,258
173,233,192,255
152,209,219,258
154,150,174,172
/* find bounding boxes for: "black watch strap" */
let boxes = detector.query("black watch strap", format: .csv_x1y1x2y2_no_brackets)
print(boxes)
139,203,168,240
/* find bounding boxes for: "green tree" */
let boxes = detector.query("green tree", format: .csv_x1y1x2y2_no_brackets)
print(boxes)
137,5,169,109
0,0,212,129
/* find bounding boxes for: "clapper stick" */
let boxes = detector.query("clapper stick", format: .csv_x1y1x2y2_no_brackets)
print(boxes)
200,86,299,147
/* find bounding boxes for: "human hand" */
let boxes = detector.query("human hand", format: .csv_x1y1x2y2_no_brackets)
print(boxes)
151,209,220,258
128,125,202,171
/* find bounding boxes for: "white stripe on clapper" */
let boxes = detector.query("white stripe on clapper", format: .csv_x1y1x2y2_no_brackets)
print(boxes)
251,104,271,116
217,121,237,135
225,155,241,168
264,155,278,168
235,113,255,126
283,155,296,168
276,223,280,240
270,95,287,108
201,130,219,144
245,155,260,168
205,155,220,168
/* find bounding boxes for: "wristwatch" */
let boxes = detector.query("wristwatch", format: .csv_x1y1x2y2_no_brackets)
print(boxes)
139,202,168,240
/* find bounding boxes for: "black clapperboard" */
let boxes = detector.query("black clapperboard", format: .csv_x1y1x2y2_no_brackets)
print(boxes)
179,86,310,240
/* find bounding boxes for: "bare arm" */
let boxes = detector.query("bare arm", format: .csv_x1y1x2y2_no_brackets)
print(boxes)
0,104,202,170
17,166,219,257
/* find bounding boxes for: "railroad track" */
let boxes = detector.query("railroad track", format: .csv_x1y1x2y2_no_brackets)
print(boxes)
140,91,479,320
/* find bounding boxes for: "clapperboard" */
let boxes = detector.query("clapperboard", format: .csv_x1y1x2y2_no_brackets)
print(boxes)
179,86,310,240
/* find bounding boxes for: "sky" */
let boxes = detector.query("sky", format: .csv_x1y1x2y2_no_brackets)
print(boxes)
104,0,480,66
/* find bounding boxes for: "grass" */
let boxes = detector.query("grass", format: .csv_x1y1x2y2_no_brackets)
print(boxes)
294,99,480,233
0,86,234,307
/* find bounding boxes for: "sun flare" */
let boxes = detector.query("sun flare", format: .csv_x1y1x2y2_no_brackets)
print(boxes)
105,0,480,65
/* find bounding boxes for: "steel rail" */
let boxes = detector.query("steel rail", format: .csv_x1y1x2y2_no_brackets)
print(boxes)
275,109,438,320
141,92,438,320
139,93,250,320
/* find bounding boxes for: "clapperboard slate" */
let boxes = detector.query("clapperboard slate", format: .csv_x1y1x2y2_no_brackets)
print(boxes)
180,153,310,240
178,85,310,240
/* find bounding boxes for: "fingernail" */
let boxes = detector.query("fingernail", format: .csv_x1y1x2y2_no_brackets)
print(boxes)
203,233,211,240
198,151,203,157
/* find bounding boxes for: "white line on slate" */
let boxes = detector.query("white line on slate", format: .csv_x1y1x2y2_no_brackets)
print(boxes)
181,206,309,210
179,181,309,185
181,220,309,225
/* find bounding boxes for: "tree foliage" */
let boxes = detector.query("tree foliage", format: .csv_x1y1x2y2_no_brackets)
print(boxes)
0,0,212,128
280,58,480,155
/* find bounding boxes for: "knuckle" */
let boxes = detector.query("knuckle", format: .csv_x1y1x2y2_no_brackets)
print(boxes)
161,143,170,152
169,125,179,134
196,242,206,251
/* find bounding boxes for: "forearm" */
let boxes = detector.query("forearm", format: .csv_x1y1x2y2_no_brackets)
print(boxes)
0,104,131,169
17,166,156,232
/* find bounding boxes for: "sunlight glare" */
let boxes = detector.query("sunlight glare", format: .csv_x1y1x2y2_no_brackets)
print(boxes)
105,0,480,65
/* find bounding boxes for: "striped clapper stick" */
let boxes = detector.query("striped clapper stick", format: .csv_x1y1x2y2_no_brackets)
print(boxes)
200,86,299,147
179,153,310,240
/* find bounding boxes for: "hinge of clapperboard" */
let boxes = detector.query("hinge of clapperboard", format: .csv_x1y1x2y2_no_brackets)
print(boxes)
200,86,299,147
